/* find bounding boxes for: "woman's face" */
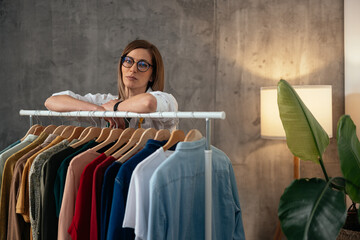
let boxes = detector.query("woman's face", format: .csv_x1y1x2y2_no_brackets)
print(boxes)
121,48,153,94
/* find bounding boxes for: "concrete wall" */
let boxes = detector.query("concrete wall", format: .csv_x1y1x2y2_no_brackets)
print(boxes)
0,0,344,239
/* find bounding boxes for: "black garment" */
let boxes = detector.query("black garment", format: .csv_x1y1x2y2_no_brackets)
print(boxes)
40,140,115,240
40,144,85,240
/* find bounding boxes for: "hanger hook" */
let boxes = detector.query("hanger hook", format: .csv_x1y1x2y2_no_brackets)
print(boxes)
124,111,131,127
47,110,51,125
109,111,115,129
88,111,93,127
67,112,72,126
111,111,117,129
33,110,38,125
103,111,107,128
39,110,43,125
93,111,98,127
75,111,79,126
111,112,115,129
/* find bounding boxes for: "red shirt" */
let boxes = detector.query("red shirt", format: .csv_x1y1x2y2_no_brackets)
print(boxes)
68,153,107,240
90,156,117,240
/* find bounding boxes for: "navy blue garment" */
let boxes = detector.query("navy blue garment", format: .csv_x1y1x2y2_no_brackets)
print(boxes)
54,140,98,217
100,161,122,240
106,139,167,240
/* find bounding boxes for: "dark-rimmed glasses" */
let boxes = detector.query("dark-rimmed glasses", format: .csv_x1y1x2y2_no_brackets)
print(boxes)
121,56,153,72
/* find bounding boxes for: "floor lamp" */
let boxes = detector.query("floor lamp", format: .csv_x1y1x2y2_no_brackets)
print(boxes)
260,85,333,240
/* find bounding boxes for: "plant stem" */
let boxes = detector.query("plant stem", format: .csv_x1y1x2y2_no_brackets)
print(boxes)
319,156,329,182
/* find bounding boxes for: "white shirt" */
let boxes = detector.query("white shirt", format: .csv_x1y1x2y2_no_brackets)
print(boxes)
123,147,174,240
52,88,179,131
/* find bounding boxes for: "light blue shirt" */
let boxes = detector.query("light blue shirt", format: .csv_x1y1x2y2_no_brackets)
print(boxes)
148,138,245,240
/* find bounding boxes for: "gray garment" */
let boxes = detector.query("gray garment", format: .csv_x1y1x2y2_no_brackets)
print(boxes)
29,138,70,240
0,134,37,193
0,140,21,155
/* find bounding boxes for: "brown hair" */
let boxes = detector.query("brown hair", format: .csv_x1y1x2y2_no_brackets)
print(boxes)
117,39,164,100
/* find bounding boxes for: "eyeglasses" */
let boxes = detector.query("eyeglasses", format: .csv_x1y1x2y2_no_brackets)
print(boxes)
121,56,153,72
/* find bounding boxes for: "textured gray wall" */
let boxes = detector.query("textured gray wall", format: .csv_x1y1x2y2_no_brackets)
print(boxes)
0,0,344,239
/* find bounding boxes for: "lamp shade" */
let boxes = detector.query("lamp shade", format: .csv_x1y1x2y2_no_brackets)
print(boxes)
345,0,360,138
260,85,333,139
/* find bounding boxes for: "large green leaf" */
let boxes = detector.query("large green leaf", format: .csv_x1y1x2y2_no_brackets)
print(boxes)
278,178,347,240
277,79,330,163
337,115,360,203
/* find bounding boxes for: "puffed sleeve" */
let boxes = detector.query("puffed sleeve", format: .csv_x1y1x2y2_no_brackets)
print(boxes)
148,91,178,112
52,90,117,106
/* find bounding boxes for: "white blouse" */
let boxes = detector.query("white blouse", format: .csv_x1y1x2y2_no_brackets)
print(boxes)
52,88,179,131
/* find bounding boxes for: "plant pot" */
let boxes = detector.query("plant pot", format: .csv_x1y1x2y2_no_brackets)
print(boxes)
337,229,360,240
337,203,360,240
342,203,360,231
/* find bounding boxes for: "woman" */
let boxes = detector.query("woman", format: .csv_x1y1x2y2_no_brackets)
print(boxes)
45,40,178,130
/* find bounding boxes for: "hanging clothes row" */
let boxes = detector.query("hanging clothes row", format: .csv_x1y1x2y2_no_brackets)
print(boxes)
0,111,245,240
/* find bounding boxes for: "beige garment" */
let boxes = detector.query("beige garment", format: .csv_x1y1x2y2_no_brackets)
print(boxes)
58,149,101,240
6,147,41,240
0,132,48,240
16,136,64,223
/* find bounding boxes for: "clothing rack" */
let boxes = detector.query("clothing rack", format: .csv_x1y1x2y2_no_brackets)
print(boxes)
19,109,226,240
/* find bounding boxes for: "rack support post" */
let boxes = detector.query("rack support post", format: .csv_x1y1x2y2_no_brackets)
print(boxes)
205,118,212,240
29,115,33,127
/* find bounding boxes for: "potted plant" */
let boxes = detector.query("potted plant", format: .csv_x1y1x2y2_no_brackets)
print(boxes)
276,79,360,240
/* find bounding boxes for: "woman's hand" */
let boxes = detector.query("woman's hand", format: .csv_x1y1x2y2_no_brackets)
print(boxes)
105,117,125,129
101,100,126,128
101,99,119,111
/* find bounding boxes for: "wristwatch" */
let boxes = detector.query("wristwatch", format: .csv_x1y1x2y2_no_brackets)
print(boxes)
113,100,122,111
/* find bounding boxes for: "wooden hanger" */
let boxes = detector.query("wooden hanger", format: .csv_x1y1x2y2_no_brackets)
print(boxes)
32,125,45,136
104,128,135,156
162,129,185,151
42,125,57,134
154,129,170,141
95,128,112,143
78,126,92,140
60,125,75,139
52,125,67,136
116,128,157,163
67,126,85,142
21,124,42,141
111,128,145,160
70,127,101,148
184,129,203,142
91,128,123,152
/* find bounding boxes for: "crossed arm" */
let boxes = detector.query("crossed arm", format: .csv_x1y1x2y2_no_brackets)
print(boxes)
44,93,157,112
44,93,157,128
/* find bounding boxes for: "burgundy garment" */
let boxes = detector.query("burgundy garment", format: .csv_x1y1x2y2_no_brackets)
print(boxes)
67,153,107,240
90,156,117,240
